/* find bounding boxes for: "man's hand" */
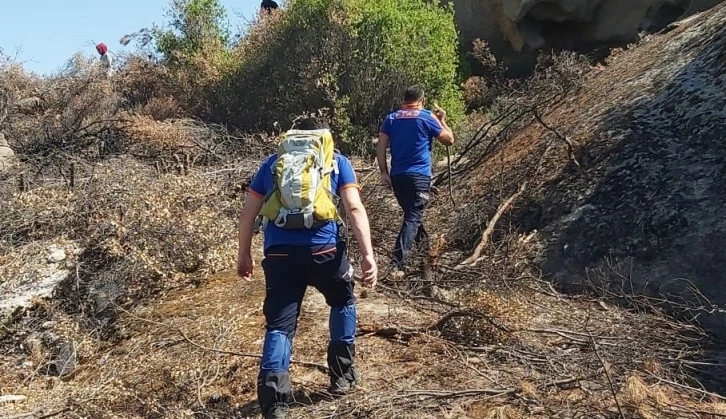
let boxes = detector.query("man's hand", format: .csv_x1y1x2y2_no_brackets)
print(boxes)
432,103,454,146
340,186,377,288
237,252,255,280
380,172,392,190
432,103,447,122
360,255,378,288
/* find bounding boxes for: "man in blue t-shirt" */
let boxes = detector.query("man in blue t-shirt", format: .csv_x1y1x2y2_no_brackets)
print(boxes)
237,117,377,419
377,86,454,273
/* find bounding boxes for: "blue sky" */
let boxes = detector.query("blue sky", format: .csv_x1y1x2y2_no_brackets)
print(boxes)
0,0,261,76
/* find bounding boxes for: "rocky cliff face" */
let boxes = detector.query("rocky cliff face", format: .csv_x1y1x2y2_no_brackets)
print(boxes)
449,3,726,337
526,4,726,333
448,0,723,72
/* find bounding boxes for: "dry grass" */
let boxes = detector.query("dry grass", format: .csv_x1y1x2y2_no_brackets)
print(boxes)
483,406,522,419
334,166,726,419
625,374,651,405
115,56,174,110
0,157,257,346
1,53,126,180
448,291,531,345
139,96,182,121
1,269,442,418
124,114,198,156
0,53,39,101
4,162,717,418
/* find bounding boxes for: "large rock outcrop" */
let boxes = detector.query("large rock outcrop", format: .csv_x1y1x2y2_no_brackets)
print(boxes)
523,4,726,333
448,0,723,72
451,3,726,337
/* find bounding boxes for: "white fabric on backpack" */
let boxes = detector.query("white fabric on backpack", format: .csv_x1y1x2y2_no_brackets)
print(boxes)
260,129,338,229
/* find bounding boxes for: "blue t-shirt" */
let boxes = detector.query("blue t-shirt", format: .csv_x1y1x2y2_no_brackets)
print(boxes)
249,153,359,249
380,107,443,177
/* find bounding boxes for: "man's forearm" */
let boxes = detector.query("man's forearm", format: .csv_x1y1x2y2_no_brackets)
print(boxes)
435,118,455,146
441,120,454,141
376,141,389,174
348,207,374,258
238,212,256,255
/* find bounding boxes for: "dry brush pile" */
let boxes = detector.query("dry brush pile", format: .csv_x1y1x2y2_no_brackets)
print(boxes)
0,54,273,345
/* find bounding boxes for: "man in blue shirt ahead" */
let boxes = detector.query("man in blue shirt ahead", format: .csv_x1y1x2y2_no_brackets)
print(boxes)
237,117,378,419
377,86,454,274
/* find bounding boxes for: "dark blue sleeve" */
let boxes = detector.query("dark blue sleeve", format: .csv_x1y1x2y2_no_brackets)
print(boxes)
336,156,359,193
248,157,272,198
424,112,443,138
380,114,392,136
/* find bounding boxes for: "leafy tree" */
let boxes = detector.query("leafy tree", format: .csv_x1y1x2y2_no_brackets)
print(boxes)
155,0,231,62
344,0,463,133
224,0,464,151
140,0,234,119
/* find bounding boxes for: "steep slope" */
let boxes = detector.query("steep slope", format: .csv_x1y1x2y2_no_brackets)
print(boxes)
455,3,726,333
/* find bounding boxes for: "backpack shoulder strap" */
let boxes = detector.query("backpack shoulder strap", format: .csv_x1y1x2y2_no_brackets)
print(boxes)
263,154,278,198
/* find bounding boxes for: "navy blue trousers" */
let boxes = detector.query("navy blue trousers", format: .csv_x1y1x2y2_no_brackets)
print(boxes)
391,173,431,267
257,242,356,413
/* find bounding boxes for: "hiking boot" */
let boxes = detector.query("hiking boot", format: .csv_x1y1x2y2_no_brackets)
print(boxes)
422,259,433,282
263,403,287,419
392,262,419,280
329,366,360,396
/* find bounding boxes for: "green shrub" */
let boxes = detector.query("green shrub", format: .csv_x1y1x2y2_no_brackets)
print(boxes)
217,1,344,132
148,0,234,119
222,0,464,152
155,0,230,63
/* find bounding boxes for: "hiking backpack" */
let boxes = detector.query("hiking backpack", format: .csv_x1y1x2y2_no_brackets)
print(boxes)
258,129,341,230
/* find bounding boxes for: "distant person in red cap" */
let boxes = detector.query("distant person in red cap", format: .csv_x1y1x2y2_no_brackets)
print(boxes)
95,43,112,76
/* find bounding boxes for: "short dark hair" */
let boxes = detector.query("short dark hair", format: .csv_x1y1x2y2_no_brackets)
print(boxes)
403,85,425,103
296,116,330,130
261,0,278,10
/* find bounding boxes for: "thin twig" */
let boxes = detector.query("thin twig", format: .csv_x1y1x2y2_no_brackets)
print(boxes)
689,408,726,418
645,371,726,402
456,182,527,268
401,387,517,399
0,395,27,404
37,409,71,419
114,303,328,372
539,372,608,390
0,407,70,419
527,327,606,338
445,146,455,206
531,107,579,169
432,308,512,334
588,328,625,418
358,308,512,342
